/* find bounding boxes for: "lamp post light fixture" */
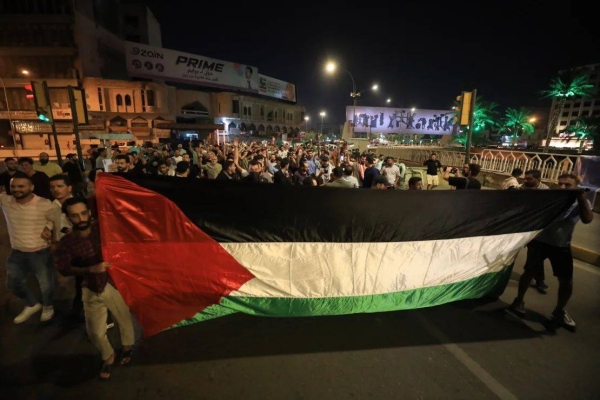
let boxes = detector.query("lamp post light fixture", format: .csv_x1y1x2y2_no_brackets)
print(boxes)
304,116,309,132
318,111,326,148
325,61,380,135
0,68,31,154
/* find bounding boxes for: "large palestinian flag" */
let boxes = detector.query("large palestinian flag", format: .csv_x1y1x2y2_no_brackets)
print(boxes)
95,174,576,337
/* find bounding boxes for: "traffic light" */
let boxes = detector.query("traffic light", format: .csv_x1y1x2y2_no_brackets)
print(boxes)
31,81,53,123
454,91,473,126
24,84,34,100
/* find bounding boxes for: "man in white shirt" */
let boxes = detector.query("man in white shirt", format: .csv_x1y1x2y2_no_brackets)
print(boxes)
0,173,55,323
381,157,402,188
510,173,593,330
343,165,359,188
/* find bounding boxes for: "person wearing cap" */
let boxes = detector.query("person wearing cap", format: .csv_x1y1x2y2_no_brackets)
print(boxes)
315,155,333,184
325,167,353,188
372,175,392,189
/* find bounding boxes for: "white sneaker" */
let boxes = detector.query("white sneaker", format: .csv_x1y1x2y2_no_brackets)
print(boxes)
40,306,55,322
13,303,42,324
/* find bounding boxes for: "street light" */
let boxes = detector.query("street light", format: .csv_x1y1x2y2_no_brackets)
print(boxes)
318,111,326,148
0,68,30,155
304,116,309,132
529,117,536,123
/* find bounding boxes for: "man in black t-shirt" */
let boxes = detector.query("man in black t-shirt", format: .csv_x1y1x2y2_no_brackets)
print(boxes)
423,154,442,190
442,163,482,190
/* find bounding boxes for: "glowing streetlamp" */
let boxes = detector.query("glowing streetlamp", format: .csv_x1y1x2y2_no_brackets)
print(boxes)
325,61,379,134
21,70,30,76
529,117,536,123
304,116,309,132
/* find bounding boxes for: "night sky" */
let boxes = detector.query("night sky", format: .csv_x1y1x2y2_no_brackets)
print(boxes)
144,1,599,128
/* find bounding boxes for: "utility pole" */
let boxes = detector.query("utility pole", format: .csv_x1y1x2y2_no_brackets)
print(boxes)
68,86,88,170
43,82,63,166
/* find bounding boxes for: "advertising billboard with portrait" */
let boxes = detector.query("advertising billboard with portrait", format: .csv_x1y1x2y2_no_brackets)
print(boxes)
125,41,259,93
346,106,456,135
258,74,297,103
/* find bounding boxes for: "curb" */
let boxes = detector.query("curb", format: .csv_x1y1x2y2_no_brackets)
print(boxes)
572,245,600,267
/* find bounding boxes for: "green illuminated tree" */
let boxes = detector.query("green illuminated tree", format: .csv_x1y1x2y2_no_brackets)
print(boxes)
541,71,595,152
452,97,499,147
562,116,600,153
499,107,535,145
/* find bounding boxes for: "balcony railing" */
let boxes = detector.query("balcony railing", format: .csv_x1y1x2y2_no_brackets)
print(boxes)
377,146,581,183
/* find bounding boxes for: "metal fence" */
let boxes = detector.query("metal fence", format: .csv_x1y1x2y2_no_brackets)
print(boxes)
376,146,581,183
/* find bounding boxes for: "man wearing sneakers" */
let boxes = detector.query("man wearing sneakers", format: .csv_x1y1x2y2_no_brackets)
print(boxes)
510,174,594,330
0,173,56,324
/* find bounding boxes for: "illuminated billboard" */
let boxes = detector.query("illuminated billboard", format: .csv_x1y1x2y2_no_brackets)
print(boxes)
346,106,456,135
259,75,296,103
125,41,259,93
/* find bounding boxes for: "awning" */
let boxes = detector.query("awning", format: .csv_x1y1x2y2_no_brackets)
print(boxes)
80,133,135,140
130,127,151,134
155,123,224,130
109,126,129,133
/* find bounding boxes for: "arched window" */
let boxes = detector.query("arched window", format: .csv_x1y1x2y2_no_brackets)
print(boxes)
125,95,132,106
116,94,123,106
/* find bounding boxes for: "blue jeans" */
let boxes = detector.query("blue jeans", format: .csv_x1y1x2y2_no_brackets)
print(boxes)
6,248,55,307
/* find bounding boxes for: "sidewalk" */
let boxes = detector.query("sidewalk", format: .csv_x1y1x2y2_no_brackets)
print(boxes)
572,217,600,266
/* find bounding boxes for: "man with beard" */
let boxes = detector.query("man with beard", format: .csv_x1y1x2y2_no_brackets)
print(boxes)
114,155,142,178
19,157,52,199
34,152,62,177
43,174,84,319
521,169,549,190
54,198,135,380
1,173,56,323
0,157,19,194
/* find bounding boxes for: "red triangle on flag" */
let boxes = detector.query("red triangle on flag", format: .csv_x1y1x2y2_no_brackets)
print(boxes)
95,174,254,337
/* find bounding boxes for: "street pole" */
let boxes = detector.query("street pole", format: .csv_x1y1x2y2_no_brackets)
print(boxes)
67,86,85,170
43,81,63,166
464,89,477,164
0,76,18,155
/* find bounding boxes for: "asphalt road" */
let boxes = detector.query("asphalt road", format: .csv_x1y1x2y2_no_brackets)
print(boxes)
1,223,600,399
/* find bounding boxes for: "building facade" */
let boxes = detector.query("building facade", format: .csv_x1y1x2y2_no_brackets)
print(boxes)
553,63,600,133
0,0,304,159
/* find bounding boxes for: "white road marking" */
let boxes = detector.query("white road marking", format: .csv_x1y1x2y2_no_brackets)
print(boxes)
416,311,519,400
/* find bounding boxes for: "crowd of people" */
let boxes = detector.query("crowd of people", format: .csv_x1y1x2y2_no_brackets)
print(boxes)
80,139,427,190
0,141,594,381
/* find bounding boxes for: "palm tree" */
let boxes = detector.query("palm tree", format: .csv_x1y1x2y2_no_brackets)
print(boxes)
452,97,499,147
562,116,600,153
540,70,595,152
499,107,535,146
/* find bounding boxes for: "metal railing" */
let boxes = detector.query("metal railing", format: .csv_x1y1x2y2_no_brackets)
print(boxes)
376,146,581,183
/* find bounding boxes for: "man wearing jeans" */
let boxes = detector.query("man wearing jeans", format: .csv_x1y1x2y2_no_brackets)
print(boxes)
0,173,55,323
54,197,135,380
